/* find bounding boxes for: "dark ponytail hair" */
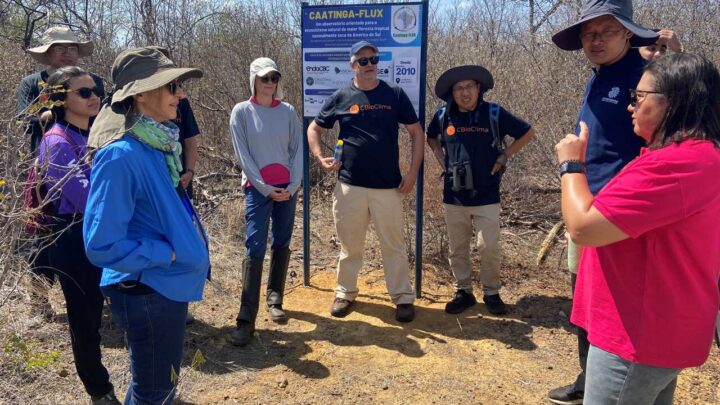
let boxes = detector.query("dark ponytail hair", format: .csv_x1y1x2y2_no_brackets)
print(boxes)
45,66,91,122
645,53,720,148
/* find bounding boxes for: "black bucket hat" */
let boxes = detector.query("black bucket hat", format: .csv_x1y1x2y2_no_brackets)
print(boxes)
552,0,658,51
434,65,494,101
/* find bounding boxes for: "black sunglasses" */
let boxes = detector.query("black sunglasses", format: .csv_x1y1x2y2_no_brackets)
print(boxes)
629,89,663,107
356,56,380,66
166,81,185,95
260,74,281,84
70,86,103,99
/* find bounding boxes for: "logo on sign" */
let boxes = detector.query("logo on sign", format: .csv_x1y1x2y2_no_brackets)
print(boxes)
306,65,330,72
391,6,418,44
306,77,314,86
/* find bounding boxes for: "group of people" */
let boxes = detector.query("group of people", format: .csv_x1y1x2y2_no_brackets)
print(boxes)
16,0,720,403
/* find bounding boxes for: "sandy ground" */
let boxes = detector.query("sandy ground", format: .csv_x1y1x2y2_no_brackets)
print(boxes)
1,200,718,404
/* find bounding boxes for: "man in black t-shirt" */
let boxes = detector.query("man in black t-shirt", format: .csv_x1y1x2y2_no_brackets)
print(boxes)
174,97,201,199
426,65,534,316
307,41,425,323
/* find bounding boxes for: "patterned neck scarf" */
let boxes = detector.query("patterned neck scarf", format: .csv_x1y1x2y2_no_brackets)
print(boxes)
129,115,183,187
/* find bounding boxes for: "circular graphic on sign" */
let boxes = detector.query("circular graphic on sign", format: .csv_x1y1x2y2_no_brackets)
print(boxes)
446,125,456,136
306,77,314,86
349,105,360,114
393,7,417,31
391,6,419,45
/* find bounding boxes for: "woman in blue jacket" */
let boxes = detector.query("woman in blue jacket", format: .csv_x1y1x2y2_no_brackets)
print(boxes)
83,47,209,405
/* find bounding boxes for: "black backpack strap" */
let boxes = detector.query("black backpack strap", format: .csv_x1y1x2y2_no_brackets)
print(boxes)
489,102,503,153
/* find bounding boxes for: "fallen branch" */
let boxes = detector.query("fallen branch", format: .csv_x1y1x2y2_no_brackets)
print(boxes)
536,220,564,266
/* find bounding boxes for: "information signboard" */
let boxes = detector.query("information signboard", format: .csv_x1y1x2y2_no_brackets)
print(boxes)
301,3,424,117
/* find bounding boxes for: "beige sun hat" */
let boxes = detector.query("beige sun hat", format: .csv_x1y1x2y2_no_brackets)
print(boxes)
27,26,94,64
88,46,203,148
249,57,284,99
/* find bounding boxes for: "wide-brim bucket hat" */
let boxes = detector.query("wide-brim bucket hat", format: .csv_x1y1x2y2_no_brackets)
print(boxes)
434,65,494,101
27,26,94,64
88,46,203,148
552,0,658,51
110,47,203,109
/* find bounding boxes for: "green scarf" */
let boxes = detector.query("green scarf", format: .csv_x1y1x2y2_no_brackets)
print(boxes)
130,115,183,187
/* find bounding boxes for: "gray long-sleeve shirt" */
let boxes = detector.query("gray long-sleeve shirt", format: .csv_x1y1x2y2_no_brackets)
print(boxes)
229,100,303,196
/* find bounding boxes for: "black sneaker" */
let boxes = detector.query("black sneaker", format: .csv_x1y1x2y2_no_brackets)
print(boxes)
547,384,584,405
90,390,121,405
483,293,507,315
330,298,353,318
395,304,415,323
444,290,477,314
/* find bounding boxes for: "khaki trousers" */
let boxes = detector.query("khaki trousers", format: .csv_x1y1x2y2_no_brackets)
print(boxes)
332,182,414,305
444,203,502,295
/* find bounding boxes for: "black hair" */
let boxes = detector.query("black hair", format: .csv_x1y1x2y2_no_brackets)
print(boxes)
645,53,720,148
45,66,91,122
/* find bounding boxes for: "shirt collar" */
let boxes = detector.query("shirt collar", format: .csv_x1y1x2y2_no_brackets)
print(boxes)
592,48,645,77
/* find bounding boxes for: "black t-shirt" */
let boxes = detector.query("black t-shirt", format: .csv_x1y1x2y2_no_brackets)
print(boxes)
173,98,200,168
314,80,419,189
427,102,530,206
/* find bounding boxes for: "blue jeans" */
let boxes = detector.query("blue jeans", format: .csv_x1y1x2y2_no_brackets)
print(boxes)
102,287,188,405
584,345,681,405
244,185,296,259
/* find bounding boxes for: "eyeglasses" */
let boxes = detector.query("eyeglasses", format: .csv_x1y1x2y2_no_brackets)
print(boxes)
166,81,185,95
50,45,79,55
580,29,623,43
452,83,479,94
70,86,103,99
259,74,281,84
629,89,663,107
355,56,380,66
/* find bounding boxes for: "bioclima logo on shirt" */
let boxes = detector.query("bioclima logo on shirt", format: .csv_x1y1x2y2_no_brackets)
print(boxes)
602,86,621,104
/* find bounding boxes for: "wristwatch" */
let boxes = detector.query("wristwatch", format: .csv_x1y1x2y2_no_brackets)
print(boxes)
559,160,586,176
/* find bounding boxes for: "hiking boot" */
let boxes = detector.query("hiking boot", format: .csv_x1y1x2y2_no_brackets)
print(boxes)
444,290,477,314
268,304,288,323
483,293,507,315
395,304,415,323
547,384,584,404
230,321,255,347
330,298,353,318
90,390,121,405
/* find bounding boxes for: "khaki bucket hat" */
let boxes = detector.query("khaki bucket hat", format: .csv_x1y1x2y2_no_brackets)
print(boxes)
27,26,94,64
88,46,203,148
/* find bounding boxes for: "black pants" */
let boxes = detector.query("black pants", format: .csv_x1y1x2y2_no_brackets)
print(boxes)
571,273,590,392
49,217,113,397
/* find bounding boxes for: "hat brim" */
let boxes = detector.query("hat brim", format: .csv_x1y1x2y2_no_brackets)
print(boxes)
552,13,659,51
111,67,203,111
255,67,281,77
27,41,94,64
434,65,494,101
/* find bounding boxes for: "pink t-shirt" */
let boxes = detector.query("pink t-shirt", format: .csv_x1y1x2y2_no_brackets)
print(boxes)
572,140,720,368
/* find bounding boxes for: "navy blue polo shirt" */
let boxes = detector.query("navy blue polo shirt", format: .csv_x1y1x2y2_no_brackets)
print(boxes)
578,49,647,195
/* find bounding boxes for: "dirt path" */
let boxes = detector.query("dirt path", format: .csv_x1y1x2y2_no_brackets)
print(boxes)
1,230,718,404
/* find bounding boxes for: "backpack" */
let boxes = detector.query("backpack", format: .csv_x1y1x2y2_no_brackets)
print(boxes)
437,102,505,154
21,129,80,235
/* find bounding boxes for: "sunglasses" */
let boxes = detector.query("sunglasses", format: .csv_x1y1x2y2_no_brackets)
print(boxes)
355,56,380,66
51,45,79,55
70,86,103,99
629,89,663,107
260,74,281,84
166,81,185,95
